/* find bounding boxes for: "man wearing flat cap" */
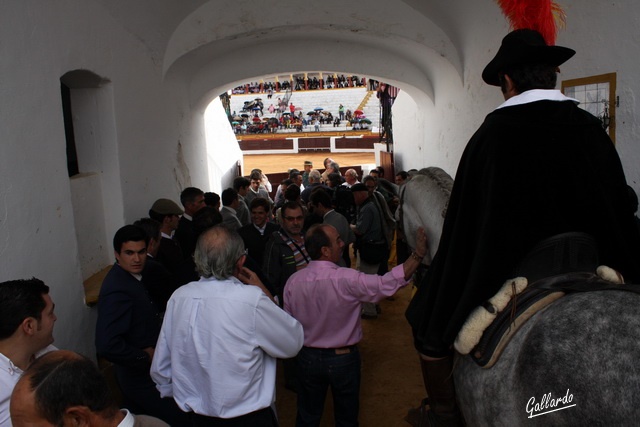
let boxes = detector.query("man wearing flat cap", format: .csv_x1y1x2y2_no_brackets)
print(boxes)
148,198,185,280
406,29,640,426
302,160,313,187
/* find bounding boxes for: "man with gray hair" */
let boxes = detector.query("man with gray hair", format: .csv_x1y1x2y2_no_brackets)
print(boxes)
151,226,303,425
342,168,360,188
300,169,329,205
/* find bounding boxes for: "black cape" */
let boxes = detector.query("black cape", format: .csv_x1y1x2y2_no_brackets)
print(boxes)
406,99,640,357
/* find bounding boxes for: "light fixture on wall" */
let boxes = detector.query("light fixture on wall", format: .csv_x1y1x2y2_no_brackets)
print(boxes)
599,100,611,131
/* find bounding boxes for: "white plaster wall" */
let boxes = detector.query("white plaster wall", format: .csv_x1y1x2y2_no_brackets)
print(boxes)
0,1,211,355
558,1,640,195
204,98,243,193
69,173,110,280
390,1,508,179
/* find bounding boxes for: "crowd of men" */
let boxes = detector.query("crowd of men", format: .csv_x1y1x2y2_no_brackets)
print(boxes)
233,102,372,135
0,157,420,427
5,28,640,427
231,75,380,95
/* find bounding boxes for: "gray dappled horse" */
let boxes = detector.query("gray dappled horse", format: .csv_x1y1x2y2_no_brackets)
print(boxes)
397,167,452,264
401,167,640,425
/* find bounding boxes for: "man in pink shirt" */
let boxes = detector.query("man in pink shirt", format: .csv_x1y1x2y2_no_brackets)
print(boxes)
284,224,427,426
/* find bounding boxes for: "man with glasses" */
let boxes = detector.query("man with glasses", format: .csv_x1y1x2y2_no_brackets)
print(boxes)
263,201,310,307
262,201,310,392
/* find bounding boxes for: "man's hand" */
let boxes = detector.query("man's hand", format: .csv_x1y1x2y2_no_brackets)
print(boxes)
415,227,428,258
237,267,263,287
402,227,428,281
143,347,155,362
238,267,276,303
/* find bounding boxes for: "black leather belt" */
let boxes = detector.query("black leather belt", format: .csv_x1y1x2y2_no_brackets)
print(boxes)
303,345,358,354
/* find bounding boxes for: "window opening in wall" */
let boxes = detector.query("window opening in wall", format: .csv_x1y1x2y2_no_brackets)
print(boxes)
561,72,617,143
61,83,80,177
59,70,123,305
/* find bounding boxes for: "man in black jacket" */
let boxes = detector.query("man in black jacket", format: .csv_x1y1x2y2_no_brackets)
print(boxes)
174,187,205,260
406,29,640,426
95,225,188,425
262,201,310,307
239,198,279,267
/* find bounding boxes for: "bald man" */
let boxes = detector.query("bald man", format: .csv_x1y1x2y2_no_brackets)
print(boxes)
10,350,167,427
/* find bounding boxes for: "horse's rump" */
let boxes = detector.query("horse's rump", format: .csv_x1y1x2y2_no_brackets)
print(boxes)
455,289,640,425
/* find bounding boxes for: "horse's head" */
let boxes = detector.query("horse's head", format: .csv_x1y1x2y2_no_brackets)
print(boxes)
399,167,453,264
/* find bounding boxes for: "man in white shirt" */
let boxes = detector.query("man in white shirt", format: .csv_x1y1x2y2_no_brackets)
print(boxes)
342,169,360,188
0,278,56,427
10,350,168,427
151,226,304,425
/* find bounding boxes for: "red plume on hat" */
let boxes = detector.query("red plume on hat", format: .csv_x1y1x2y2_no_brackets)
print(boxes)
496,0,566,45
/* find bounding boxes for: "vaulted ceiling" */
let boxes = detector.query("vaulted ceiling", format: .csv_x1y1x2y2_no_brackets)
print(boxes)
96,0,501,105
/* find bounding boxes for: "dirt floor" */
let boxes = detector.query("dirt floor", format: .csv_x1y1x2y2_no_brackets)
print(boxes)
243,153,376,175
274,283,425,426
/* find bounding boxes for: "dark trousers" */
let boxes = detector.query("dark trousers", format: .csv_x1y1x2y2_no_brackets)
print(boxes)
295,346,361,427
116,367,191,426
191,407,278,426
376,248,390,276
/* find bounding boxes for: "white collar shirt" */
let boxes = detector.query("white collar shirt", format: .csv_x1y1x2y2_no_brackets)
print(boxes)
150,276,303,418
0,345,56,427
0,353,21,427
253,223,267,235
496,89,578,110
117,409,135,427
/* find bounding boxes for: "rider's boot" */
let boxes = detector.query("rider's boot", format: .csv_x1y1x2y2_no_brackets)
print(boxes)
407,353,464,427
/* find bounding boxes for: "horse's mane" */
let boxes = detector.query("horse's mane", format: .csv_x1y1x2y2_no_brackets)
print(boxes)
376,177,399,196
416,167,453,217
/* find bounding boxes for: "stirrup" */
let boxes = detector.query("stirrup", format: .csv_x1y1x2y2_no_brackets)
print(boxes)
404,398,429,426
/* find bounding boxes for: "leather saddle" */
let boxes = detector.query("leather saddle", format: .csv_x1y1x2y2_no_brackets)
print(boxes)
464,232,639,368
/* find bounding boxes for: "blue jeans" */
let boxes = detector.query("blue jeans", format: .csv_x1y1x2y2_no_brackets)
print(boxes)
295,346,361,427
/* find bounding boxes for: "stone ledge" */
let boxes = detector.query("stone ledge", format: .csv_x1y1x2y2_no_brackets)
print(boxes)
83,265,112,306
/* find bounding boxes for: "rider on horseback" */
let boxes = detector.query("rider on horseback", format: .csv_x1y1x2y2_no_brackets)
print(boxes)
405,29,640,427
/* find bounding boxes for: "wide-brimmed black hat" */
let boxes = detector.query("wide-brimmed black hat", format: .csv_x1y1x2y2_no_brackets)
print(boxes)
482,29,575,86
